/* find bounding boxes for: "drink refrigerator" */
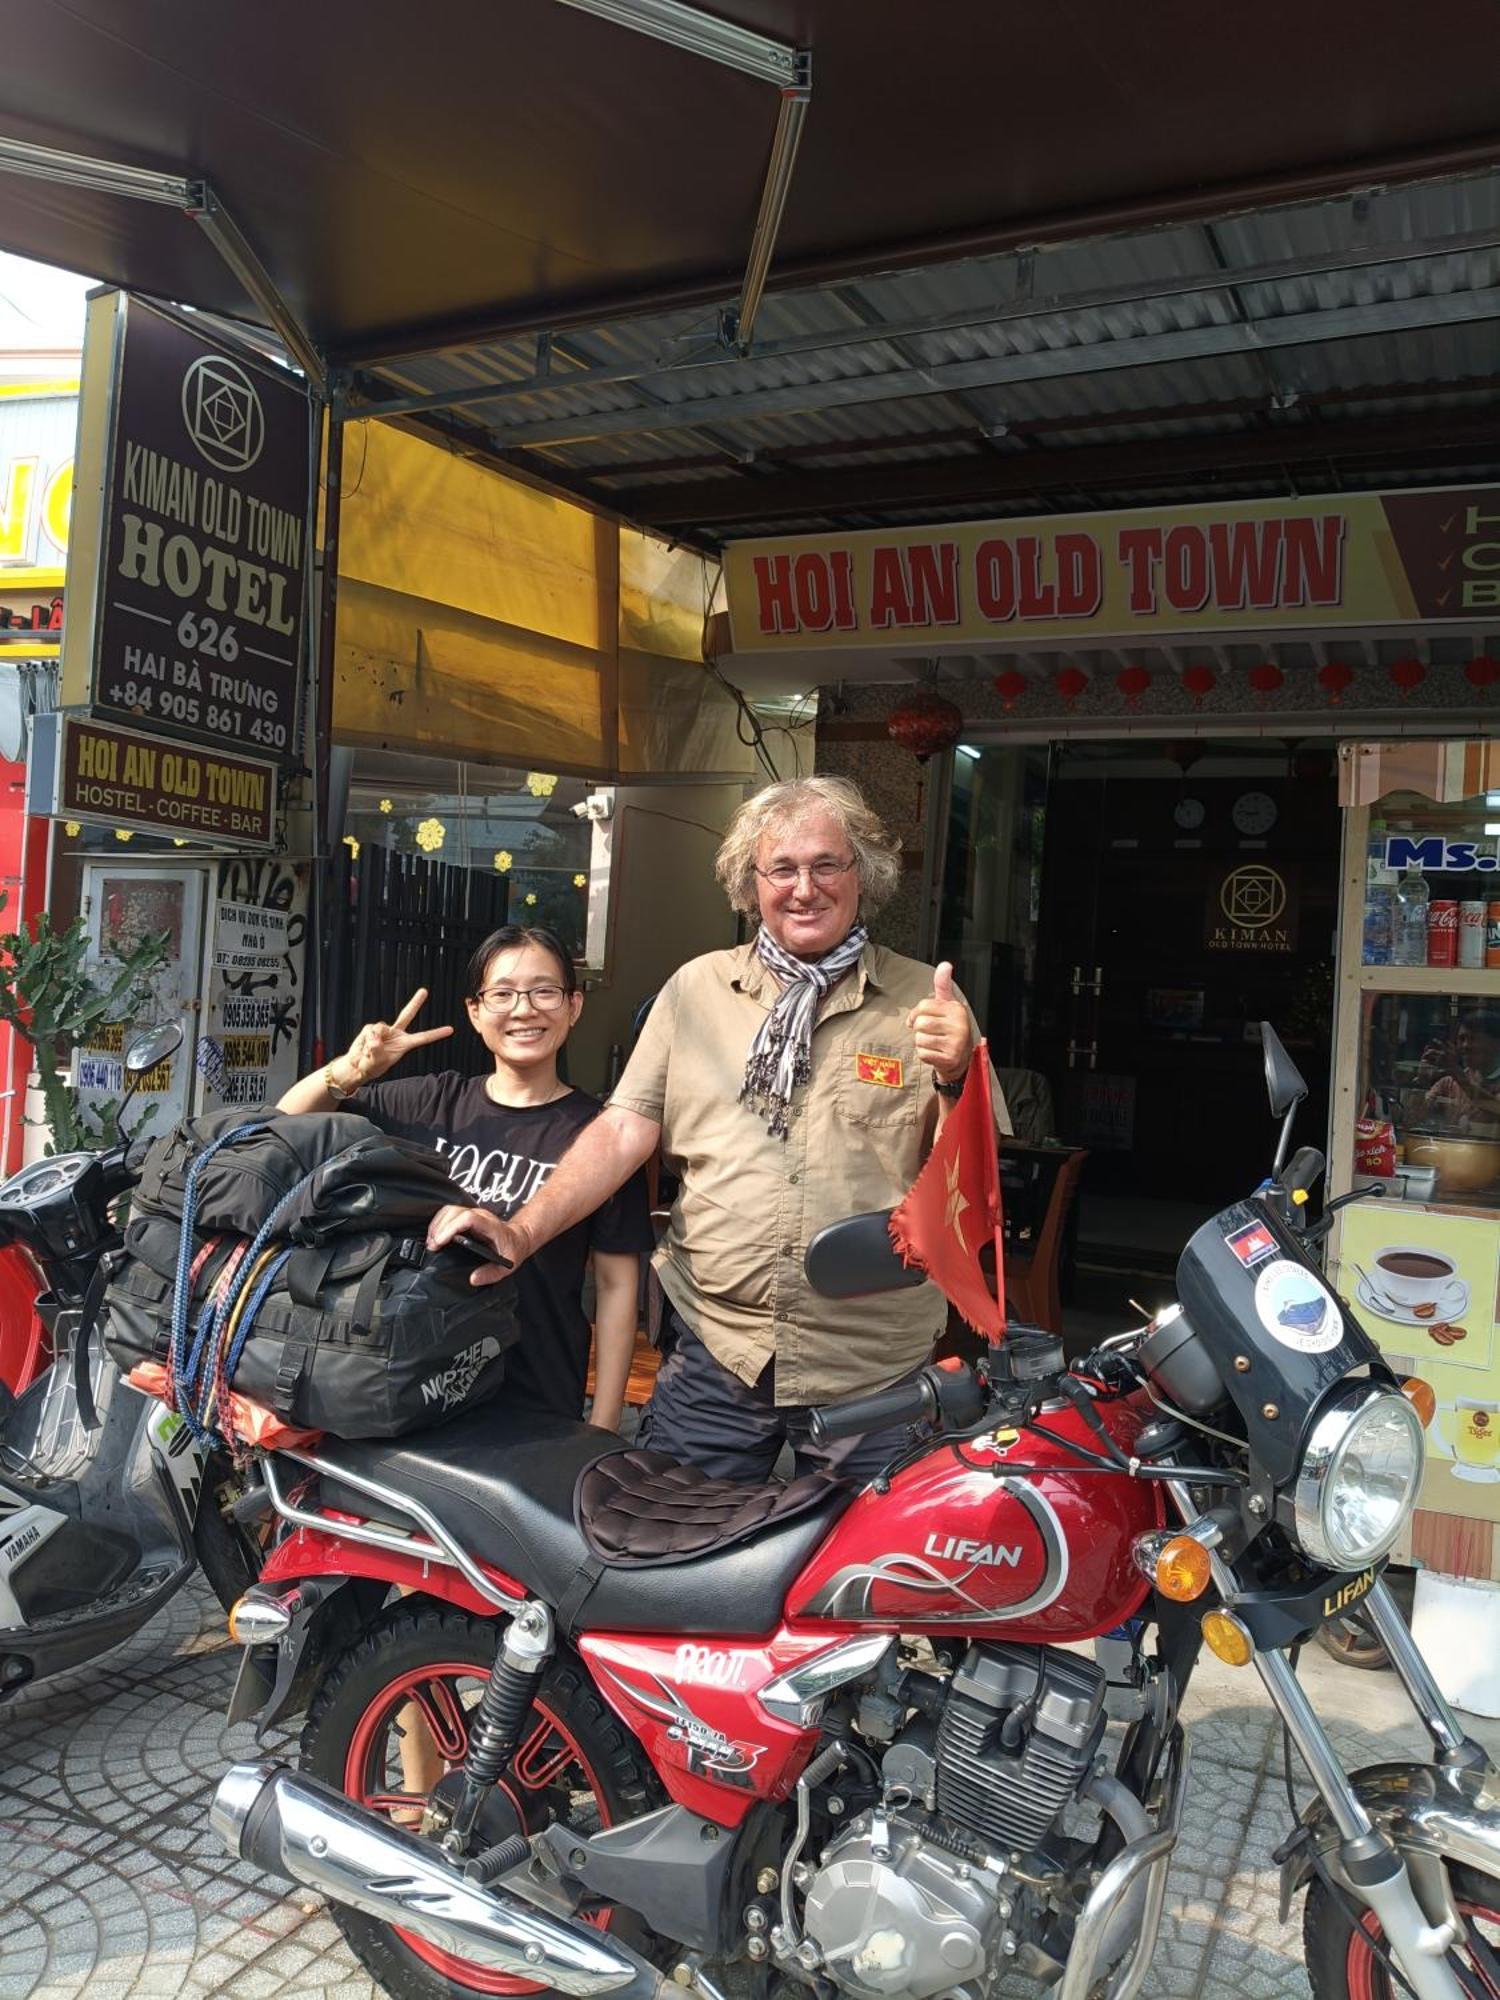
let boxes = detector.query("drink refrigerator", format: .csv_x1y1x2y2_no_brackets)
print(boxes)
1330,741,1500,1577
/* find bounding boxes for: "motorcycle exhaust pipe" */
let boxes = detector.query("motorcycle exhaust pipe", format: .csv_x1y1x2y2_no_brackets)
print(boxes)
213,1761,668,1999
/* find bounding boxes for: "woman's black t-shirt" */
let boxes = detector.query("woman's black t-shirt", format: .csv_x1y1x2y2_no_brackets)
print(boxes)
359,1073,654,1419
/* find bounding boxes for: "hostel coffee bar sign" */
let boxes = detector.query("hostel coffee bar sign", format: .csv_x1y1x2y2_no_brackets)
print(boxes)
724,486,1500,651
29,714,277,847
61,293,311,792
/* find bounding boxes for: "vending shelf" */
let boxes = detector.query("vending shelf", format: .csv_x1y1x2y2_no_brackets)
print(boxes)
1357,967,1500,995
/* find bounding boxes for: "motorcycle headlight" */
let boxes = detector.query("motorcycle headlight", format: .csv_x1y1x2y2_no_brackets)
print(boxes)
1294,1384,1424,1572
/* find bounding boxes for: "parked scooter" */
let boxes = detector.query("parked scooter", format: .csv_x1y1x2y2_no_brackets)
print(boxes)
213,1024,1500,2000
0,1024,265,1695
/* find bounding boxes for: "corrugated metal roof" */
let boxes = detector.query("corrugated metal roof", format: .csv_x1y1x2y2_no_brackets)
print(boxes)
360,166,1500,541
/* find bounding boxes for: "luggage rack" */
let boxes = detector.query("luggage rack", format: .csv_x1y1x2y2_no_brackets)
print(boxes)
261,1450,527,1614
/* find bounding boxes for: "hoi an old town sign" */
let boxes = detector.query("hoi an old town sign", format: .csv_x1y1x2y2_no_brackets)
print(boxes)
61,293,312,762
723,487,1500,650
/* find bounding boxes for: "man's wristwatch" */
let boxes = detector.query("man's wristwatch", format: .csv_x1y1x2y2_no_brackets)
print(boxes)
933,1063,969,1100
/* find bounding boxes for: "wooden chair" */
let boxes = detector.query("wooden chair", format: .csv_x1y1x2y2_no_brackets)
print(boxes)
1002,1147,1089,1333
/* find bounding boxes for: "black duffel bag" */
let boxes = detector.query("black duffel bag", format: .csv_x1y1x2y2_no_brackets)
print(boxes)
102,1108,517,1442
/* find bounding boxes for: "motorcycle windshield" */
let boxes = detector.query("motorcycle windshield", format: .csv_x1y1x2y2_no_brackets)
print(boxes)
1175,1198,1387,1487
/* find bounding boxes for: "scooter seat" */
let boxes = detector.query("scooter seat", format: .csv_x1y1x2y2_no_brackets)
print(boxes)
310,1404,854,1637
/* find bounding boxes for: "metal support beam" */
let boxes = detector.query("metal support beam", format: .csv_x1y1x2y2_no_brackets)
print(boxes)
552,0,803,84
355,220,1500,422
189,186,326,392
476,284,1500,450
0,132,325,392
729,82,811,350
548,0,810,354
602,401,1500,531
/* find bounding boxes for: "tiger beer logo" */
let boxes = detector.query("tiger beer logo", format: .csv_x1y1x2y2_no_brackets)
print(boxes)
855,1052,903,1087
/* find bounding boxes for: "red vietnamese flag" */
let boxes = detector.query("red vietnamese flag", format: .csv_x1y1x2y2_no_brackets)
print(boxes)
888,1040,1006,1342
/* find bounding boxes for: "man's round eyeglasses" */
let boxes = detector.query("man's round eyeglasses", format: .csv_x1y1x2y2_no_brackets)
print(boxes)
476,984,569,1014
755,858,857,890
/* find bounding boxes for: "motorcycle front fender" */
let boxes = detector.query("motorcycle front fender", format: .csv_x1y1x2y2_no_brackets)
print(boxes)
1279,1759,1500,1925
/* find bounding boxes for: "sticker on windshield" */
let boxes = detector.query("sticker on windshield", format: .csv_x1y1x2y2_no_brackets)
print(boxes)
1225,1219,1277,1268
1253,1259,1343,1354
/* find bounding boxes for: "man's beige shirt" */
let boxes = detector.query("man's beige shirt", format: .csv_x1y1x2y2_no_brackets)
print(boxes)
611,941,1011,1406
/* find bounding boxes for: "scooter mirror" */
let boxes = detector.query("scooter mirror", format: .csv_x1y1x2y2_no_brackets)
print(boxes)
123,1021,183,1076
805,1210,928,1300
1261,1021,1308,1120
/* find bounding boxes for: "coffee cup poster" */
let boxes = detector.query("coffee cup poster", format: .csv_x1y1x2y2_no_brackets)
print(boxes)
1338,1204,1500,1519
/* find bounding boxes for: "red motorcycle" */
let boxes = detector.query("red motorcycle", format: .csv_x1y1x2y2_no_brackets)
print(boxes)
214,1030,1500,2000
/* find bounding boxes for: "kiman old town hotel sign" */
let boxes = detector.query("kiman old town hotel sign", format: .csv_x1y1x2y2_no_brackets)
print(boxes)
42,293,312,847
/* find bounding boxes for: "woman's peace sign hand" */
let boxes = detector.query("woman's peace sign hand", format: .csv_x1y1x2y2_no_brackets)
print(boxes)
340,988,454,1086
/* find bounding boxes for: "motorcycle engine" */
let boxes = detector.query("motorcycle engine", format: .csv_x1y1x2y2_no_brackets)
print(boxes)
798,1644,1107,2000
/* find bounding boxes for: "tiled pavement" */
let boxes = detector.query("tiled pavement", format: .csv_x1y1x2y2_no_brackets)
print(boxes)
3,1577,1499,2000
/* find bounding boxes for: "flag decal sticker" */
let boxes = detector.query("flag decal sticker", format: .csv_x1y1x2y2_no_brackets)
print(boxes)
855,1052,904,1087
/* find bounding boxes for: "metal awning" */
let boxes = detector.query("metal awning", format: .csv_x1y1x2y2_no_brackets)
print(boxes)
5,0,1500,550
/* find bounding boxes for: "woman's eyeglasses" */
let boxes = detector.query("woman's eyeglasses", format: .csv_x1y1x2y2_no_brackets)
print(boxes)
755,858,857,890
475,984,570,1014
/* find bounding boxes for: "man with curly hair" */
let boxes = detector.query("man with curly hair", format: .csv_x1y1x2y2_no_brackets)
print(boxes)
430,775,1008,1482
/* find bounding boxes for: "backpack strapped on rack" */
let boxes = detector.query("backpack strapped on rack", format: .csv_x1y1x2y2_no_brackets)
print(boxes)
102,1108,518,1448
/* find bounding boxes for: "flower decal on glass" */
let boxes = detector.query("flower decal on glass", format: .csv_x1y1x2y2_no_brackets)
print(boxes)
494,850,513,873
524,892,538,906
573,873,587,888
415,817,445,853
64,821,80,837
378,798,393,814
343,834,361,859
115,828,133,842
525,771,558,798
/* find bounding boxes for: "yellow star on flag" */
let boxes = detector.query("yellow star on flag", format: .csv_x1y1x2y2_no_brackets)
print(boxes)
944,1154,969,1247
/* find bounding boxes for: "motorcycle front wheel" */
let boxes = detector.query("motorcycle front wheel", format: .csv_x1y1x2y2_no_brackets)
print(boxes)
1304,1864,1500,1997
302,1601,662,2000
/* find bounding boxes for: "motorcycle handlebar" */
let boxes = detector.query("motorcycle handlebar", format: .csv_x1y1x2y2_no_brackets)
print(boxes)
808,1361,987,1445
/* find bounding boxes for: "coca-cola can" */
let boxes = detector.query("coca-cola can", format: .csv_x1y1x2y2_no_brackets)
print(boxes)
1461,900,1488,967
1428,900,1459,967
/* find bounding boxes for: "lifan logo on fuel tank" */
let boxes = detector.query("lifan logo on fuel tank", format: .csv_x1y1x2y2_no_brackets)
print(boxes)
924,1532,1023,1568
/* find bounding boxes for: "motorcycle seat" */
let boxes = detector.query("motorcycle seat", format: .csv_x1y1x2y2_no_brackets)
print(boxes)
311,1404,854,1637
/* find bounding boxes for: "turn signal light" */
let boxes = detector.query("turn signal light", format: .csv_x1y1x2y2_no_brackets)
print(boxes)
1154,1535,1213,1603
1402,1377,1437,1430
1201,1609,1254,1667
228,1590,296,1646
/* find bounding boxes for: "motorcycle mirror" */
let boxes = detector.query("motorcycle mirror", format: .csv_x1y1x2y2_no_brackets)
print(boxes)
1261,1022,1308,1179
1261,1022,1308,1120
805,1210,928,1300
123,1022,183,1077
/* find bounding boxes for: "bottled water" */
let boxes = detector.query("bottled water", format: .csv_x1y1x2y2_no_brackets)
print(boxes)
1393,864,1431,967
1363,819,1394,965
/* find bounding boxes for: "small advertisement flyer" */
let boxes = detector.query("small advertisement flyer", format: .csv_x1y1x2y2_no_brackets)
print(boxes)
1337,1201,1500,1523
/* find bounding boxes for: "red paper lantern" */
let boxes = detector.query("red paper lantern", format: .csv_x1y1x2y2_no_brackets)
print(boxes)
1317,659,1354,705
993,666,1029,713
1055,665,1089,709
1390,656,1425,699
1248,661,1284,703
886,687,964,762
1466,655,1500,691
1182,662,1216,707
1116,664,1151,708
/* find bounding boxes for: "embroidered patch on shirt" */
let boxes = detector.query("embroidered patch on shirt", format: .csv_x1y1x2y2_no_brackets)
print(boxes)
855,1052,904,1087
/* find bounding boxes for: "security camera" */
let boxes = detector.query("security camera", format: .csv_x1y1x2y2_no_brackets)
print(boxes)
570,799,591,819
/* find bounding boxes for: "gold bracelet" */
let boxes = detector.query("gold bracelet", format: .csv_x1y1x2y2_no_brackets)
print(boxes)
324,1063,359,1102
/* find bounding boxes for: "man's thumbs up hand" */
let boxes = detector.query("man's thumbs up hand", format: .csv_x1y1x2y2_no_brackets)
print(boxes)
908,959,973,1085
